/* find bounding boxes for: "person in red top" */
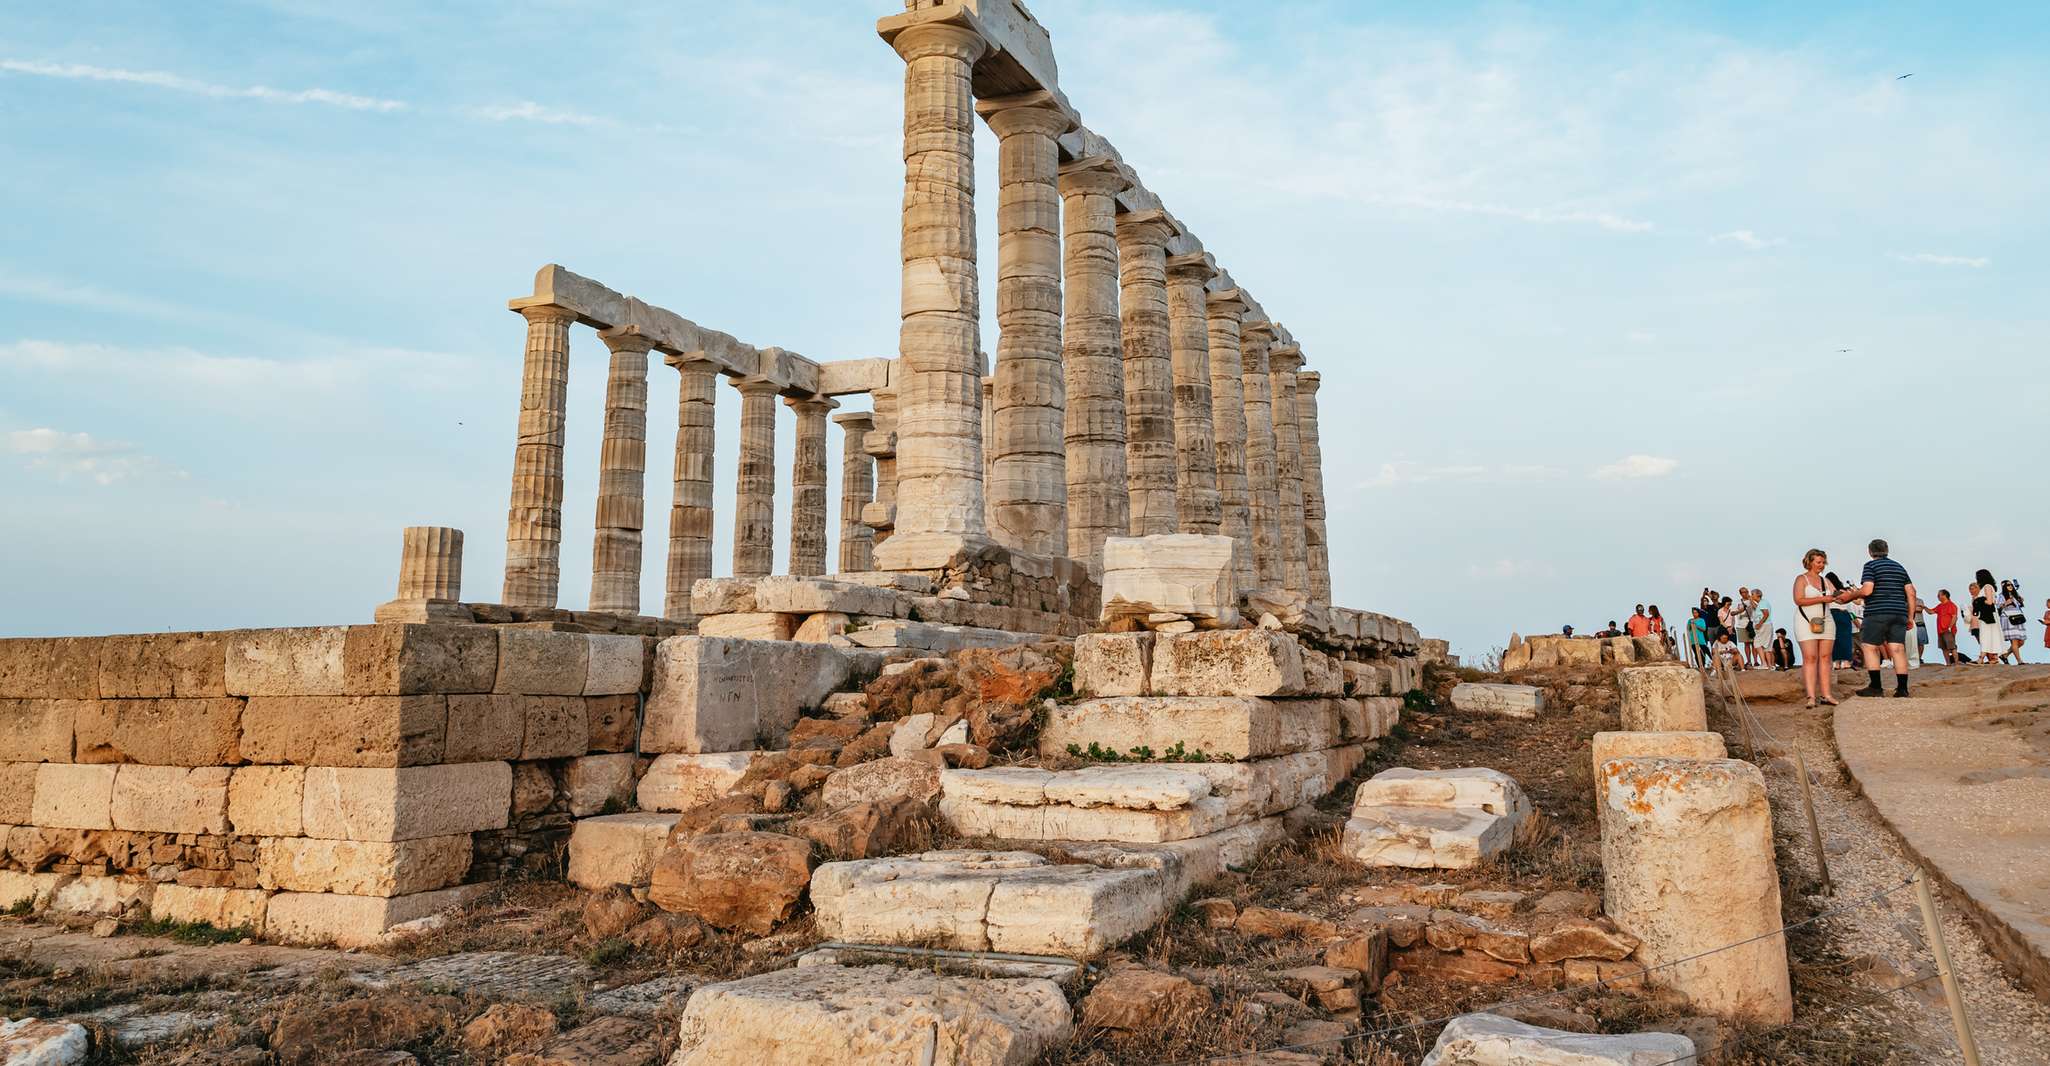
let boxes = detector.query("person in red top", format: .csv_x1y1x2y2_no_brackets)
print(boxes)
1625,605,1653,638
1931,590,1961,666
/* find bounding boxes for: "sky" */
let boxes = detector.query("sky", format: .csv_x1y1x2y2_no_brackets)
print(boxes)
3,1,2047,661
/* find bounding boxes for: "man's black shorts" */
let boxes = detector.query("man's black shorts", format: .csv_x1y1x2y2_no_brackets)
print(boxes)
1861,613,1909,646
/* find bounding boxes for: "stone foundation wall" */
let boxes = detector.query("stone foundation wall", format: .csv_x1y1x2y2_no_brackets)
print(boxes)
688,574,1093,652
0,624,658,947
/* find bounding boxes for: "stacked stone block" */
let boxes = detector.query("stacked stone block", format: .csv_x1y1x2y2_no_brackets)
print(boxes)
687,573,1094,653
0,624,652,948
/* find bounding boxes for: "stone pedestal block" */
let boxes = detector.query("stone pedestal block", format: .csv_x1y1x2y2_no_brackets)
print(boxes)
813,850,1168,957
643,637,851,753
1589,731,1727,810
568,811,681,890
1448,683,1546,720
1099,534,1238,626
1617,664,1707,732
300,762,513,842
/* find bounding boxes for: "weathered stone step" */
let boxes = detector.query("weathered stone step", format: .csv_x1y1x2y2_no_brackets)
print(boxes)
1340,804,1517,870
1039,694,1396,760
1352,767,1531,819
672,962,1071,1065
567,811,680,890
811,850,1167,957
1449,683,1546,719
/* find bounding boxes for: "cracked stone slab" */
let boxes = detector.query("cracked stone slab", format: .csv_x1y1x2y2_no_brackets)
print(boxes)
348,950,591,1001
811,850,1169,957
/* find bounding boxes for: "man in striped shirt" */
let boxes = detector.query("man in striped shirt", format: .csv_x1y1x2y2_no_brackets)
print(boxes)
1843,538,1918,698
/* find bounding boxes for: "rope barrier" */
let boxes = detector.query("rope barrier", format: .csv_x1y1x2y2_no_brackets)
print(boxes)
1146,876,1919,1066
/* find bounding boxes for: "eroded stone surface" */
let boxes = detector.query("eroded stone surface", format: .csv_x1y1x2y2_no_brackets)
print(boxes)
812,850,1168,957
569,812,681,890
643,637,850,753
1421,1013,1695,1065
1617,665,1707,732
1449,683,1545,720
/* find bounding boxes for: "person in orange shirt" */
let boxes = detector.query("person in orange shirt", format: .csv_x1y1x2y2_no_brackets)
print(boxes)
1625,605,1653,638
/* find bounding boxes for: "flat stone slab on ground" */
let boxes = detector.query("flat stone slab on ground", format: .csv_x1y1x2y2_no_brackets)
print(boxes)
1039,696,1352,761
1449,683,1546,719
1352,767,1533,820
587,976,697,1020
1421,1012,1695,1065
0,1018,88,1065
812,850,1169,957
672,962,1071,1065
349,950,591,1002
1341,804,1519,870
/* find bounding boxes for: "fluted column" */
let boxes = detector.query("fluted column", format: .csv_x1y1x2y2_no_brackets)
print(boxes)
833,411,877,573
732,377,780,579
663,356,718,620
876,22,991,567
1240,321,1282,589
503,304,574,607
980,375,995,535
1116,210,1178,536
787,395,835,577
863,387,899,551
397,526,463,601
1297,371,1332,606
1059,156,1132,571
589,326,652,614
1166,253,1219,534
978,93,1070,557
1207,290,1255,590
1268,343,1309,598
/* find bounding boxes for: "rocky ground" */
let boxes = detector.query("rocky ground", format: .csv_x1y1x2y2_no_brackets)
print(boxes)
7,658,2048,1064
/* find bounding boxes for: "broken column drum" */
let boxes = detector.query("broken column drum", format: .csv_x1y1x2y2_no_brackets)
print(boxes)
1618,664,1708,732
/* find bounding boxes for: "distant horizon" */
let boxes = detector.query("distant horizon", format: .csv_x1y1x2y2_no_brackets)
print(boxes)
3,2,2046,661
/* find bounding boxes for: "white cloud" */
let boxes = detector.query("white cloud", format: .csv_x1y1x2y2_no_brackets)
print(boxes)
1890,252,1989,268
1593,454,1681,480
1712,229,1785,250
0,58,407,112
5,428,185,485
1466,558,1558,581
0,339,485,398
463,101,619,129
1358,461,1570,489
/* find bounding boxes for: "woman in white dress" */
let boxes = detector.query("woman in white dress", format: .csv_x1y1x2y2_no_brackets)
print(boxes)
1791,548,1840,708
1974,570,2003,664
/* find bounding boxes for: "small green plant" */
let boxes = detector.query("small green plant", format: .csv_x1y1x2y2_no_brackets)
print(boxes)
125,917,251,945
1066,741,1230,764
1050,661,1077,699
1402,688,1435,715
581,937,632,966
5,897,35,917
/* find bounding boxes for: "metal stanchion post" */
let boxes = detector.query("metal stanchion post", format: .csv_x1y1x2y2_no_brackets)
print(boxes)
1914,868,1984,1066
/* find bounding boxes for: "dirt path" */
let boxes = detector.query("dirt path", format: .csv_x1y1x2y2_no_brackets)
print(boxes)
1732,667,2050,1065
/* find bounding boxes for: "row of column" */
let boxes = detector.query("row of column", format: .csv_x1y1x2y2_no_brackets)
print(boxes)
884,22,1334,602
501,308,848,619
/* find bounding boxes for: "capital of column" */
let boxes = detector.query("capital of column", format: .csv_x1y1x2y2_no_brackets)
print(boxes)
1115,209,1175,247
832,410,876,431
1268,345,1304,375
786,394,839,415
1242,320,1277,342
597,324,656,356
1206,288,1248,316
663,351,720,374
886,21,989,64
1297,370,1322,394
732,375,782,398
1168,252,1218,283
1059,155,1130,197
976,90,1076,138
516,303,576,329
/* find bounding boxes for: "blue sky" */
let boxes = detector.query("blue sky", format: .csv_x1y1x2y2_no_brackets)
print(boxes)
4,1,2046,659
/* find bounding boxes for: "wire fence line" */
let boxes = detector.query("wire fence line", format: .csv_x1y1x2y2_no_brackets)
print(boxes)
1148,877,1921,1066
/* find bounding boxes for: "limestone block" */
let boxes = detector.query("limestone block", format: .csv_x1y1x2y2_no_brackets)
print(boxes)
813,850,1170,957
793,613,851,644
301,762,513,841
264,883,488,948
1606,636,1638,665
0,636,99,699
1632,636,1669,662
0,698,79,762
690,578,758,616
843,620,1043,652
73,697,242,765
1590,732,1727,809
637,752,760,811
1150,631,1340,697
1177,749,1356,819
1555,638,1603,667
1343,661,1392,696
648,830,812,933
110,764,231,834
224,627,348,696
674,964,1071,1064
564,753,638,816
228,765,305,836
697,613,798,641
149,883,269,932
1341,804,1518,869
946,766,1215,812
343,624,497,695
0,762,35,823
943,767,1056,806
30,763,116,829
889,713,937,757
495,628,590,695
583,635,645,696
1421,1013,1696,1066
567,811,680,890
520,695,588,759
821,757,942,809
240,695,446,767
1448,684,1546,720
642,637,851,754
1099,534,1239,626
257,834,472,896
1041,696,1346,762
586,694,640,753
0,871,60,911
1353,768,1533,821
47,874,153,917
95,631,226,698
1617,665,1708,732
0,1017,89,1065
443,694,523,762
1073,633,1153,698
1598,758,1790,1023
940,793,1235,844
751,577,903,617
1360,696,1403,740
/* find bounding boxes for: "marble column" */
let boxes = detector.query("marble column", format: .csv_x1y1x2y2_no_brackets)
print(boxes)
589,326,652,614
1240,321,1282,589
663,355,718,620
1116,209,1178,536
731,377,780,579
788,395,835,577
1206,290,1255,591
978,92,1070,558
1268,343,1309,598
980,375,995,536
877,22,991,566
1297,370,1332,606
863,387,899,551
1059,155,1132,571
503,303,574,608
833,411,877,573
1166,253,1219,535
397,526,463,601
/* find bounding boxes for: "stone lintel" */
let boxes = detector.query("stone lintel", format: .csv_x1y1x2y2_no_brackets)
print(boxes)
818,357,895,397
1164,215,1204,258
1116,175,1165,216
878,2,1062,102
1241,319,1276,341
